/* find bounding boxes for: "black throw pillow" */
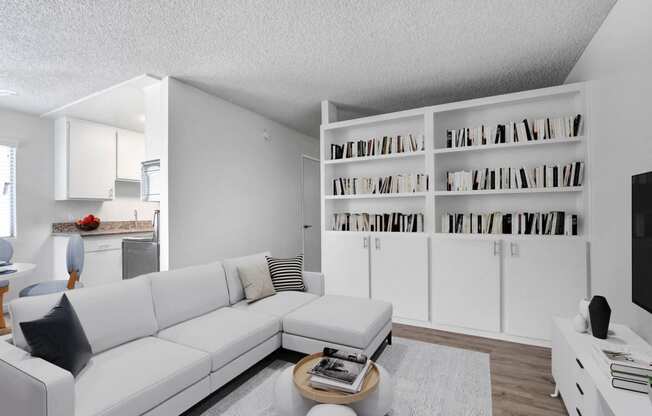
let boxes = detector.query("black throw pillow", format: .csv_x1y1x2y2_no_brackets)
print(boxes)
20,294,92,377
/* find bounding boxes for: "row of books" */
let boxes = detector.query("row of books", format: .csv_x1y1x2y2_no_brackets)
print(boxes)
445,113,583,148
445,161,585,191
333,173,429,195
332,212,424,232
593,345,652,394
329,134,425,160
309,348,372,394
442,211,579,235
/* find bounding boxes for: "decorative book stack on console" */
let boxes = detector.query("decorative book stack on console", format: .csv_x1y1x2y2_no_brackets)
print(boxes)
552,318,652,415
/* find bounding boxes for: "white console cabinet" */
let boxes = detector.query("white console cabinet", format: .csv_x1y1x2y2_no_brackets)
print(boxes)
552,318,652,416
323,232,429,321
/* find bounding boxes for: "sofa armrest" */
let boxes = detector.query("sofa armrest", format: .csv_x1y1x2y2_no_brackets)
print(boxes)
303,271,324,296
0,340,74,416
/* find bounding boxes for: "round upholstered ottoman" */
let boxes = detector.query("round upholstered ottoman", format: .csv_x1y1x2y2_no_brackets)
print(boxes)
349,364,394,416
307,404,358,415
274,366,316,416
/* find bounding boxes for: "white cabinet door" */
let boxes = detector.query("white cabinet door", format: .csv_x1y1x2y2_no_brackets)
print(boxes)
68,119,117,199
370,233,428,321
116,129,145,181
83,249,122,287
323,233,370,298
503,240,587,340
432,238,501,332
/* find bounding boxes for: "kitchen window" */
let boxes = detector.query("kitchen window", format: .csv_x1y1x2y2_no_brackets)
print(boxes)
0,144,16,238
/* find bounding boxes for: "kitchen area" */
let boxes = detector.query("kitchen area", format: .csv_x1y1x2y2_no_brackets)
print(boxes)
46,75,163,288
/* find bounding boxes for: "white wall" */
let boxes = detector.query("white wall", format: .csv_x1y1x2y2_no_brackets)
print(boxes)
566,0,652,341
0,108,55,284
164,78,319,269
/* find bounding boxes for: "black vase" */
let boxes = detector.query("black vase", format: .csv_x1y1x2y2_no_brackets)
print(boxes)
589,295,611,339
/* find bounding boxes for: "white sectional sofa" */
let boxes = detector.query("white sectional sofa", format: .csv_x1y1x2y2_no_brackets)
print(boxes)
0,253,392,416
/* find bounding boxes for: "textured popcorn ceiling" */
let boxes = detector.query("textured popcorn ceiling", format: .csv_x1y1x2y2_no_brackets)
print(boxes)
0,0,615,136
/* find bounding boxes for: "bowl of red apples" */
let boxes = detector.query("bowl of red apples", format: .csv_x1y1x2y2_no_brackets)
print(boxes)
75,214,100,231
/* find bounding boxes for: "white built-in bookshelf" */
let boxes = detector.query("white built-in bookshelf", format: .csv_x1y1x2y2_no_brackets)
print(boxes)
321,83,589,239
320,83,590,344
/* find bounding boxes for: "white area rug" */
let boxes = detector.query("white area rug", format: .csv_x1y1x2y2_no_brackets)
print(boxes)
197,337,492,416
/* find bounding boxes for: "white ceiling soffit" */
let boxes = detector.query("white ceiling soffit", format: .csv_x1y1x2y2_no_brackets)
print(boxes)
1,1,616,137
41,74,160,132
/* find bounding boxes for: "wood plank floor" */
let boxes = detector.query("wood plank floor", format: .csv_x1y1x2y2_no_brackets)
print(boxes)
393,323,567,416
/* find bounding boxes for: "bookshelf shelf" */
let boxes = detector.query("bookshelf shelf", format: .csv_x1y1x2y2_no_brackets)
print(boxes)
324,151,426,165
433,136,584,155
325,192,428,200
430,233,585,241
325,230,426,235
433,186,583,197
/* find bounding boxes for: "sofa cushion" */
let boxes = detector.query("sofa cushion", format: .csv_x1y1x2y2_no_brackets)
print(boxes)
10,277,158,354
222,252,271,304
157,307,280,371
20,294,92,377
282,295,392,349
238,259,276,303
148,262,229,330
232,291,318,319
75,337,210,416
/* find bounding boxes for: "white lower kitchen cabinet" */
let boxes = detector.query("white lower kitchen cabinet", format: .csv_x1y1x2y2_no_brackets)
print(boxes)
503,240,587,340
323,232,370,298
83,248,122,287
370,233,429,321
432,238,502,332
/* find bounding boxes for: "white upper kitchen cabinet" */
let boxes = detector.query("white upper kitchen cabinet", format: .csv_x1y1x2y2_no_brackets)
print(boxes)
55,117,117,200
116,128,145,181
503,239,587,340
323,232,370,298
370,233,429,321
432,237,502,332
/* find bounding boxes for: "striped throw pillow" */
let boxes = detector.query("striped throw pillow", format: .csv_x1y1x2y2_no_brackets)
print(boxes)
265,255,305,292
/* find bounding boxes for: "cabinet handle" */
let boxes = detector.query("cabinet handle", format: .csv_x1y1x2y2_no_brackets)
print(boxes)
108,188,114,198
576,408,582,416
510,242,517,257
576,382,584,396
375,237,380,250
575,358,584,369
492,241,500,256
363,237,368,249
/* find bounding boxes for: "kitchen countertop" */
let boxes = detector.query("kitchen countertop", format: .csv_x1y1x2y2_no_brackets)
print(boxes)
52,220,154,237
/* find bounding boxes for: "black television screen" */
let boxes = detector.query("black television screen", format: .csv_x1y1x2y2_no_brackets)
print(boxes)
632,171,652,313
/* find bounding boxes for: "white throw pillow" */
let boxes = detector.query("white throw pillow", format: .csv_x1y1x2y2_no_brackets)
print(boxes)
238,260,276,303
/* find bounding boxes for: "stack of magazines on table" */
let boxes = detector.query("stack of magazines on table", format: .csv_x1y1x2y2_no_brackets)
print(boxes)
309,348,373,394
592,345,652,393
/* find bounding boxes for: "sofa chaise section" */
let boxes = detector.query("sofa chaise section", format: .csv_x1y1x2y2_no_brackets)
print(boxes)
282,295,393,356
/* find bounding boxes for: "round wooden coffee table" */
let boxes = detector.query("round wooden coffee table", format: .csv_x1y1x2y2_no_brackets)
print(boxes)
292,352,380,405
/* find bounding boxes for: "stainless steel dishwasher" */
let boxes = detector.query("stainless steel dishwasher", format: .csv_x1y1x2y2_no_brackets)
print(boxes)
122,210,160,279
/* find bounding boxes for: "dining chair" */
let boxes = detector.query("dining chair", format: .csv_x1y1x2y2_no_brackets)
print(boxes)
19,235,84,297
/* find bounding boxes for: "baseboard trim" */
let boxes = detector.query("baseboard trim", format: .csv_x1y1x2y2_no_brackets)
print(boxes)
392,317,551,348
